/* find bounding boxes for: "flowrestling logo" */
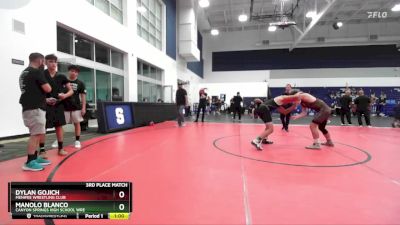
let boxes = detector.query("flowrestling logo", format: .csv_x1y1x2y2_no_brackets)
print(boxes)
367,11,388,19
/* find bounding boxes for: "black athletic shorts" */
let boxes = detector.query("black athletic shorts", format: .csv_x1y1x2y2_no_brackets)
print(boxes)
46,104,66,128
255,105,272,123
312,107,331,125
264,99,279,110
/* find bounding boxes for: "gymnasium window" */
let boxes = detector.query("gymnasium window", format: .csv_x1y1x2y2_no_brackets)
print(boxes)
57,26,125,107
137,60,163,102
86,0,124,24
137,0,163,50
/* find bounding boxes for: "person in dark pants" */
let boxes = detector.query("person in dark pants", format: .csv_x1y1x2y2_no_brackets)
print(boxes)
195,88,207,122
248,101,256,117
175,83,188,127
377,91,387,116
232,92,243,121
354,89,371,127
339,89,352,125
392,102,400,128
280,84,293,131
19,53,52,171
229,97,234,114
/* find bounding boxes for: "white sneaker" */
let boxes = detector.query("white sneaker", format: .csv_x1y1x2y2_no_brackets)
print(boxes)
51,140,58,148
74,141,81,148
306,143,321,150
251,139,263,151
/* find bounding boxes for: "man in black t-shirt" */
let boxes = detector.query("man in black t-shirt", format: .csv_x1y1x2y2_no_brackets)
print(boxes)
354,89,371,126
195,88,207,122
175,83,188,127
232,92,243,121
39,54,73,158
64,65,87,149
19,53,52,171
339,89,353,125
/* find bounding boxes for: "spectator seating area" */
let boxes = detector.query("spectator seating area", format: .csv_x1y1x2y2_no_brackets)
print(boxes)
189,87,400,117
270,87,400,116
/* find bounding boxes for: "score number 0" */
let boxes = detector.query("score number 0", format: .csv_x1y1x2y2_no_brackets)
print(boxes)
118,191,126,211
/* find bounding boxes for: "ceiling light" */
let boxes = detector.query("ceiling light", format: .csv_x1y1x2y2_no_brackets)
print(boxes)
137,6,147,13
332,21,343,30
238,14,248,22
305,11,317,19
199,0,210,8
392,4,400,11
211,29,219,36
268,26,277,32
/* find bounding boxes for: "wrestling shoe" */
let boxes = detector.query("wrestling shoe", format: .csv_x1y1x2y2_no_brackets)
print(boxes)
306,143,321,150
262,139,273,144
321,140,334,147
251,139,263,151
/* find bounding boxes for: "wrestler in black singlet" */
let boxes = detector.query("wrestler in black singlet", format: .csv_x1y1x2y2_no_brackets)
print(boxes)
302,98,331,134
254,99,280,123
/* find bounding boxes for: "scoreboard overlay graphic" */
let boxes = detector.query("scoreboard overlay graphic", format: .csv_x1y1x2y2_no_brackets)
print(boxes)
8,182,132,220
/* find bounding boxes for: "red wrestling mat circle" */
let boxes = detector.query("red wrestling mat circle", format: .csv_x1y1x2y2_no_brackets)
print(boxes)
213,133,371,167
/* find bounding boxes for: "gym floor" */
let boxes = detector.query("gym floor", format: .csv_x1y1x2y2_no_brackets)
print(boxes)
1,115,399,225
0,114,394,162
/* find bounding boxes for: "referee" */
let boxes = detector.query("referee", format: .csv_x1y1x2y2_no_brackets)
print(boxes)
280,84,293,131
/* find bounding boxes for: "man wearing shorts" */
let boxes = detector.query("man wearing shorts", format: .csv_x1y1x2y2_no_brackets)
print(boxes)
39,54,73,157
251,95,299,150
19,53,52,171
290,90,334,150
63,65,87,148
